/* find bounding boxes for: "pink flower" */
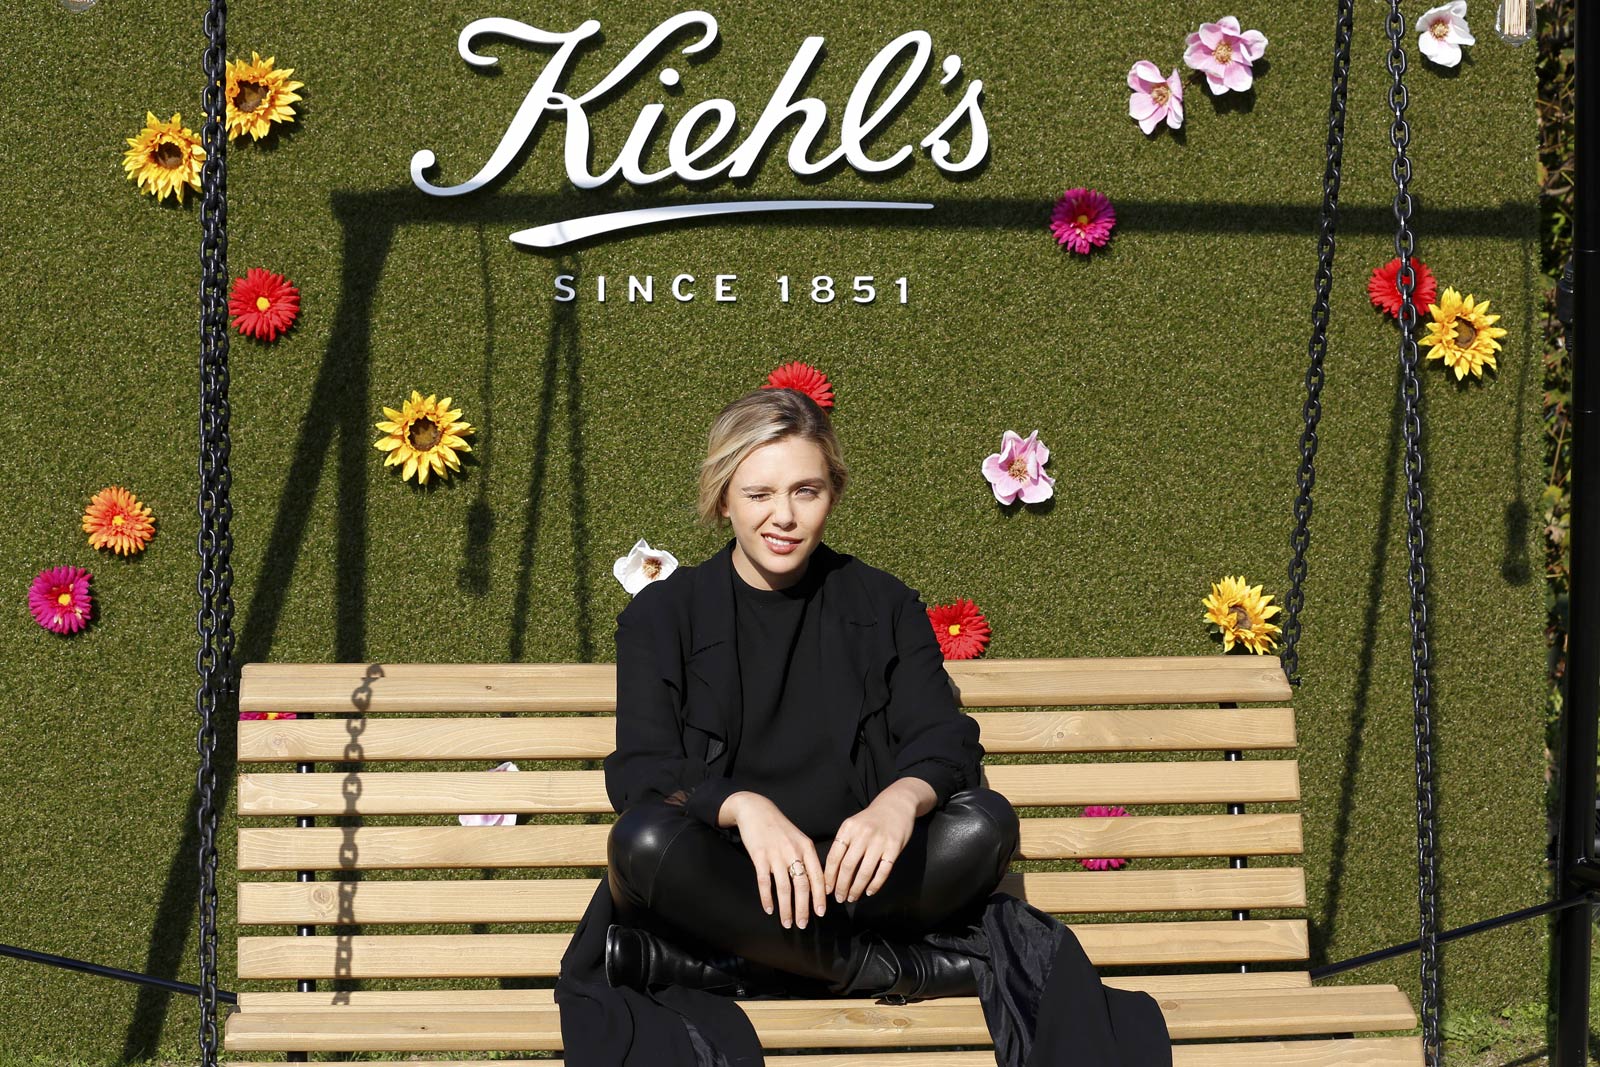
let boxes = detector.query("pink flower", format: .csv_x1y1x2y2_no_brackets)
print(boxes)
1080,805,1130,871
1415,3,1474,67
459,761,520,826
29,566,93,635
981,430,1056,505
1049,188,1115,255
1128,61,1184,134
1184,16,1269,95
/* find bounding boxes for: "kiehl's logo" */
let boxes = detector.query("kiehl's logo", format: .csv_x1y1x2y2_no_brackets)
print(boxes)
411,11,988,246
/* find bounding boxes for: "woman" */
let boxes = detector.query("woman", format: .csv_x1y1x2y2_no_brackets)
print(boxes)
558,387,1170,1066
600,386,1022,1001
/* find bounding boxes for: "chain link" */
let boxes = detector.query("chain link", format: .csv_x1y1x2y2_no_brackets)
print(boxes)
1281,0,1356,686
196,2,234,1065
1384,3,1443,1063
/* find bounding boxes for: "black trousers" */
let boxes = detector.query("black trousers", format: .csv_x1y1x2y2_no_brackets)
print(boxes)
606,787,1020,993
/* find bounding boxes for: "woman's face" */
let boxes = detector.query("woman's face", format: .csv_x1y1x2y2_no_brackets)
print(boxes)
721,435,836,591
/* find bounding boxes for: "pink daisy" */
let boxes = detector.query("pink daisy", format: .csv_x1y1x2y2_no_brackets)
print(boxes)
1049,188,1115,254
29,566,93,635
1079,805,1130,871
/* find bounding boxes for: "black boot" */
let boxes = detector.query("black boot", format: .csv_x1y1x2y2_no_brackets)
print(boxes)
605,924,829,998
842,933,979,1004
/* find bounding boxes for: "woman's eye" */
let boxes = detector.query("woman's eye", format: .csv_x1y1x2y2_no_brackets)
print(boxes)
746,493,769,501
797,488,817,497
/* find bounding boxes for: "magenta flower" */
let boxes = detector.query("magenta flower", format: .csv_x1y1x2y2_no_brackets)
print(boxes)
29,566,93,635
1080,805,1130,871
981,430,1056,505
1049,188,1115,254
459,761,520,826
240,712,300,720
1128,61,1184,134
1184,16,1268,95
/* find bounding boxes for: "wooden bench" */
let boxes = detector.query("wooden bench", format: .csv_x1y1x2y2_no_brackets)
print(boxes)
224,657,1422,1065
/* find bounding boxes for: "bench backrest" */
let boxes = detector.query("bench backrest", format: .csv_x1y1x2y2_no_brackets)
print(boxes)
235,656,1303,992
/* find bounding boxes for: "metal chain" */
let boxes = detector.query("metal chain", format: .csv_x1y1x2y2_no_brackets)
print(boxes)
1281,0,1356,686
1384,3,1443,1063
196,2,234,1065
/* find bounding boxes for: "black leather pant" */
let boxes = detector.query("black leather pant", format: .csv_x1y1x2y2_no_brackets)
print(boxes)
606,787,1020,993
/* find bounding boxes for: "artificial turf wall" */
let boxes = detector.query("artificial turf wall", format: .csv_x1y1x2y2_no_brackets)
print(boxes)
1,0,1548,1061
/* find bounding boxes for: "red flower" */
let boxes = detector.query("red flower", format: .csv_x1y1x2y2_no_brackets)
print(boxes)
1367,257,1437,319
762,361,834,409
229,267,301,341
927,599,990,660
1079,805,1130,871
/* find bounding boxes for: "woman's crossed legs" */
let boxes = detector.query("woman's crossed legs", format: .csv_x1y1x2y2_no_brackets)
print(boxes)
606,787,1019,993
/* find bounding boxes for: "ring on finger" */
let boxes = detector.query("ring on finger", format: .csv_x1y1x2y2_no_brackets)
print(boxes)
789,860,806,879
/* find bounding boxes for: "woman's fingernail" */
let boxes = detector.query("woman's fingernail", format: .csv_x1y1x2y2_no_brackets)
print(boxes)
783,919,791,929
798,919,807,929
765,906,773,914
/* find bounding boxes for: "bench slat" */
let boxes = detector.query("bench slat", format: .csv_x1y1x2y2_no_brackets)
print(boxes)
238,814,1302,870
229,1042,1423,1067
239,867,1306,924
236,921,1307,979
235,970,1312,1009
948,657,1294,706
239,657,1292,716
222,985,1409,1052
237,708,1297,762
237,761,1299,816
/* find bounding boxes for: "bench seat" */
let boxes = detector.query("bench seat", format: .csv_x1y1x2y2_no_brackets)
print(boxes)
225,657,1423,1064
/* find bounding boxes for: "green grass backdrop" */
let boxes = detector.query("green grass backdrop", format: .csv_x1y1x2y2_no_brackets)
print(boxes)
0,0,1549,1061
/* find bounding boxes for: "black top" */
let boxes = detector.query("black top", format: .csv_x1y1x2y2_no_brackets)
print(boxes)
728,558,862,838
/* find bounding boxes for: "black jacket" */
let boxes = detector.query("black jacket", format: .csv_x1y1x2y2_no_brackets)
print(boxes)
555,540,1172,1066
602,539,986,825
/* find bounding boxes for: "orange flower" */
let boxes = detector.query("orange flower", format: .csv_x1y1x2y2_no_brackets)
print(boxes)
82,486,156,555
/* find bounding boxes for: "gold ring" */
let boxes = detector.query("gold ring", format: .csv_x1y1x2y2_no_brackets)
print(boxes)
789,860,806,879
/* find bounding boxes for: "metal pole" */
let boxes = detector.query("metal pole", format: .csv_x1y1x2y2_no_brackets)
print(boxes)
0,942,237,1003
1555,1,1599,1061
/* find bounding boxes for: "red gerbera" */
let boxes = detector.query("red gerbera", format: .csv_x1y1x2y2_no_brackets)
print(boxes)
229,267,301,341
1079,805,1130,871
762,361,834,409
1367,257,1438,319
927,599,990,660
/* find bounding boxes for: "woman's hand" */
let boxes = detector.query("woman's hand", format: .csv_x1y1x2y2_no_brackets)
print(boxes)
823,784,922,904
728,792,828,929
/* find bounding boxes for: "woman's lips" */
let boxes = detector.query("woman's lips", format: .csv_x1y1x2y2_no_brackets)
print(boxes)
762,533,801,555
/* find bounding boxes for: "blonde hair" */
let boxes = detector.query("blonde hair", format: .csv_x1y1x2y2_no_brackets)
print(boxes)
697,389,848,527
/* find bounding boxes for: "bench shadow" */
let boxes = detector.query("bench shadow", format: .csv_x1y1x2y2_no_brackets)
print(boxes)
121,184,1530,1054
458,222,500,600
1308,361,1404,966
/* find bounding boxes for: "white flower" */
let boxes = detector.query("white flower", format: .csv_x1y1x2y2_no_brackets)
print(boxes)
1416,2,1474,67
459,761,519,826
613,538,679,595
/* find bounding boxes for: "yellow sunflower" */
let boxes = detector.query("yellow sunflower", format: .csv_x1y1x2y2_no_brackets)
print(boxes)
1420,287,1507,380
1202,576,1283,655
225,52,305,141
374,391,474,485
122,112,206,203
